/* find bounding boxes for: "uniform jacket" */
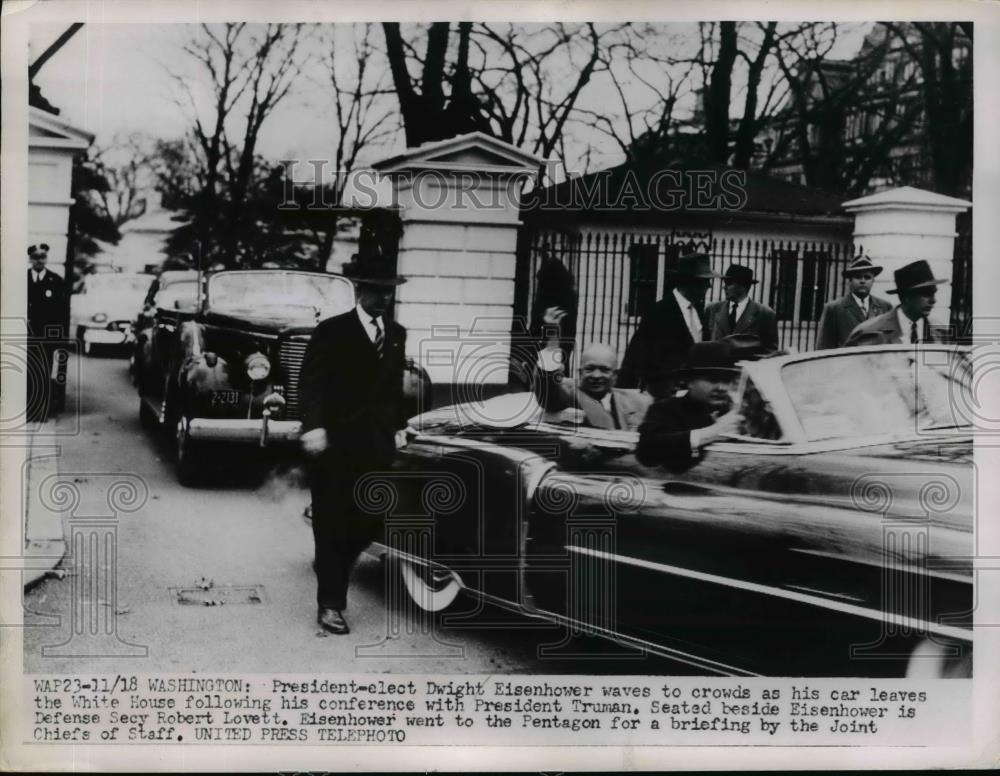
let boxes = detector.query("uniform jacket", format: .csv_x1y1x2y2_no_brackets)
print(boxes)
843,307,942,347
816,293,893,349
704,298,779,355
636,393,719,473
27,269,66,337
299,310,407,469
535,367,652,431
618,292,703,399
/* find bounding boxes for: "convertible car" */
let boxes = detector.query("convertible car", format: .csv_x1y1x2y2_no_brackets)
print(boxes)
367,344,974,678
135,268,358,483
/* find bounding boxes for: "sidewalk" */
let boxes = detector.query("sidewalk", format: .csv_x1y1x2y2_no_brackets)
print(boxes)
22,410,70,589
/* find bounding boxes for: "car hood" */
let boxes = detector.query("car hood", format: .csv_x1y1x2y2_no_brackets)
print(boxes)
202,308,320,334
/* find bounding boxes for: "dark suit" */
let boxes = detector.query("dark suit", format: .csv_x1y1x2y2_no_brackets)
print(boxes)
843,308,942,347
535,367,651,431
299,309,407,611
704,298,779,355
27,268,66,337
618,292,703,399
636,393,720,473
816,293,893,349
27,268,67,422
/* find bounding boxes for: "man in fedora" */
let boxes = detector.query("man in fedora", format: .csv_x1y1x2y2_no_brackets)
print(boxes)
844,260,948,346
816,256,893,349
704,264,779,357
618,252,719,400
636,341,744,473
26,243,67,422
299,253,409,635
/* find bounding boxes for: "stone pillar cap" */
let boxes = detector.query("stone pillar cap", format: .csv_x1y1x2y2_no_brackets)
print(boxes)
372,131,545,174
842,185,971,214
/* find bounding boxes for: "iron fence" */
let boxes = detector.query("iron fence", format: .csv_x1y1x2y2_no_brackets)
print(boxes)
950,209,972,341
515,227,862,373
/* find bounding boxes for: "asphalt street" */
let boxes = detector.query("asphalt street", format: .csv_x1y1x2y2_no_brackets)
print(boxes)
23,351,695,676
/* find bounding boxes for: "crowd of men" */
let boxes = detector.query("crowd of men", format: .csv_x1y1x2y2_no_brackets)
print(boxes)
26,240,948,637
297,247,947,635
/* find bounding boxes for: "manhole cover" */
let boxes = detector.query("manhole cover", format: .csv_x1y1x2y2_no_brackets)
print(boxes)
171,585,266,606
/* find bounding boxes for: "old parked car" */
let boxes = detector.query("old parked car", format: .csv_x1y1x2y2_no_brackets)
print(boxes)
71,271,152,355
129,270,199,383
367,344,973,677
135,269,360,483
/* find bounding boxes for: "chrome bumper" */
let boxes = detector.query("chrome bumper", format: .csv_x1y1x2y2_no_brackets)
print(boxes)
187,415,301,446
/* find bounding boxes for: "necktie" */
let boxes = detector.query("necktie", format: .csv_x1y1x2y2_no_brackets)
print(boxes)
688,304,702,343
728,302,738,328
909,319,918,344
372,317,384,358
861,301,868,317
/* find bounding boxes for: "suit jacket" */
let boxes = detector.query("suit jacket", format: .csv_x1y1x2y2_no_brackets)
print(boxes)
704,297,779,355
618,292,703,399
816,293,893,349
27,269,66,337
299,310,407,470
843,307,942,347
636,393,718,473
535,367,652,431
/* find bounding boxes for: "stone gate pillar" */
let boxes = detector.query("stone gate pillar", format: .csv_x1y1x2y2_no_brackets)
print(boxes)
843,186,971,327
369,132,543,395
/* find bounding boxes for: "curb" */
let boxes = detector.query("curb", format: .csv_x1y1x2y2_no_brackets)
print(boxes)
23,418,68,590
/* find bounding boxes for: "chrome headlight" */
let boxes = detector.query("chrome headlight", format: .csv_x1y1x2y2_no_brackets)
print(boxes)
91,312,108,323
245,352,271,381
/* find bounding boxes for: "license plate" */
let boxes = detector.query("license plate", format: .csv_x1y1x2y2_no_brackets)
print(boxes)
210,390,241,407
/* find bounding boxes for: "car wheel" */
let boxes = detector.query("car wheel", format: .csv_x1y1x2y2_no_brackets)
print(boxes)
174,415,202,486
398,558,461,612
905,638,971,678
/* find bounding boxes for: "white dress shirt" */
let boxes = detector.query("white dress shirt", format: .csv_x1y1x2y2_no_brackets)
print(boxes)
673,288,703,343
355,303,384,345
897,307,925,343
852,293,870,317
31,269,46,283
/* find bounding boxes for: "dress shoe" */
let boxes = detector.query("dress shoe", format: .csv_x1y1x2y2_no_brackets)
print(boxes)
317,608,349,635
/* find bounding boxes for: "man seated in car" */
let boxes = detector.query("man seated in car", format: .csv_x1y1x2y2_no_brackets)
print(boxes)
534,306,652,431
636,341,744,472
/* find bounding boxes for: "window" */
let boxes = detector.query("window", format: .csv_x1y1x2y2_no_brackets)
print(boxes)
739,378,782,441
627,242,659,317
799,251,830,322
768,249,798,321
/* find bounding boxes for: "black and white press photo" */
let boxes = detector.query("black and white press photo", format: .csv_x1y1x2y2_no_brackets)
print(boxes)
2,2,998,771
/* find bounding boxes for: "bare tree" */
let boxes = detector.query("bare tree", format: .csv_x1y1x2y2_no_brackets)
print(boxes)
169,22,308,267
87,133,155,228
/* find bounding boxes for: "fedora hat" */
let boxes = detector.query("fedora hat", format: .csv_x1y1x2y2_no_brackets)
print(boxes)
842,255,883,278
887,260,948,295
667,252,720,280
676,341,740,379
721,264,757,286
341,253,406,287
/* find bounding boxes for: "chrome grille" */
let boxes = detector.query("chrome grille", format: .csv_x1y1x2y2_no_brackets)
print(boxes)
278,336,310,419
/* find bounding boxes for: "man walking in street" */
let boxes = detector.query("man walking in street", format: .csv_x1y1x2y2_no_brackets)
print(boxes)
815,256,893,349
26,243,66,422
844,260,948,346
299,253,409,635
618,253,719,400
704,264,779,357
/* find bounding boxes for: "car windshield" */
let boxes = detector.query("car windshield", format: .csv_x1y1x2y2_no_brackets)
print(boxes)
88,275,150,294
207,271,355,318
157,281,198,310
782,349,972,442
